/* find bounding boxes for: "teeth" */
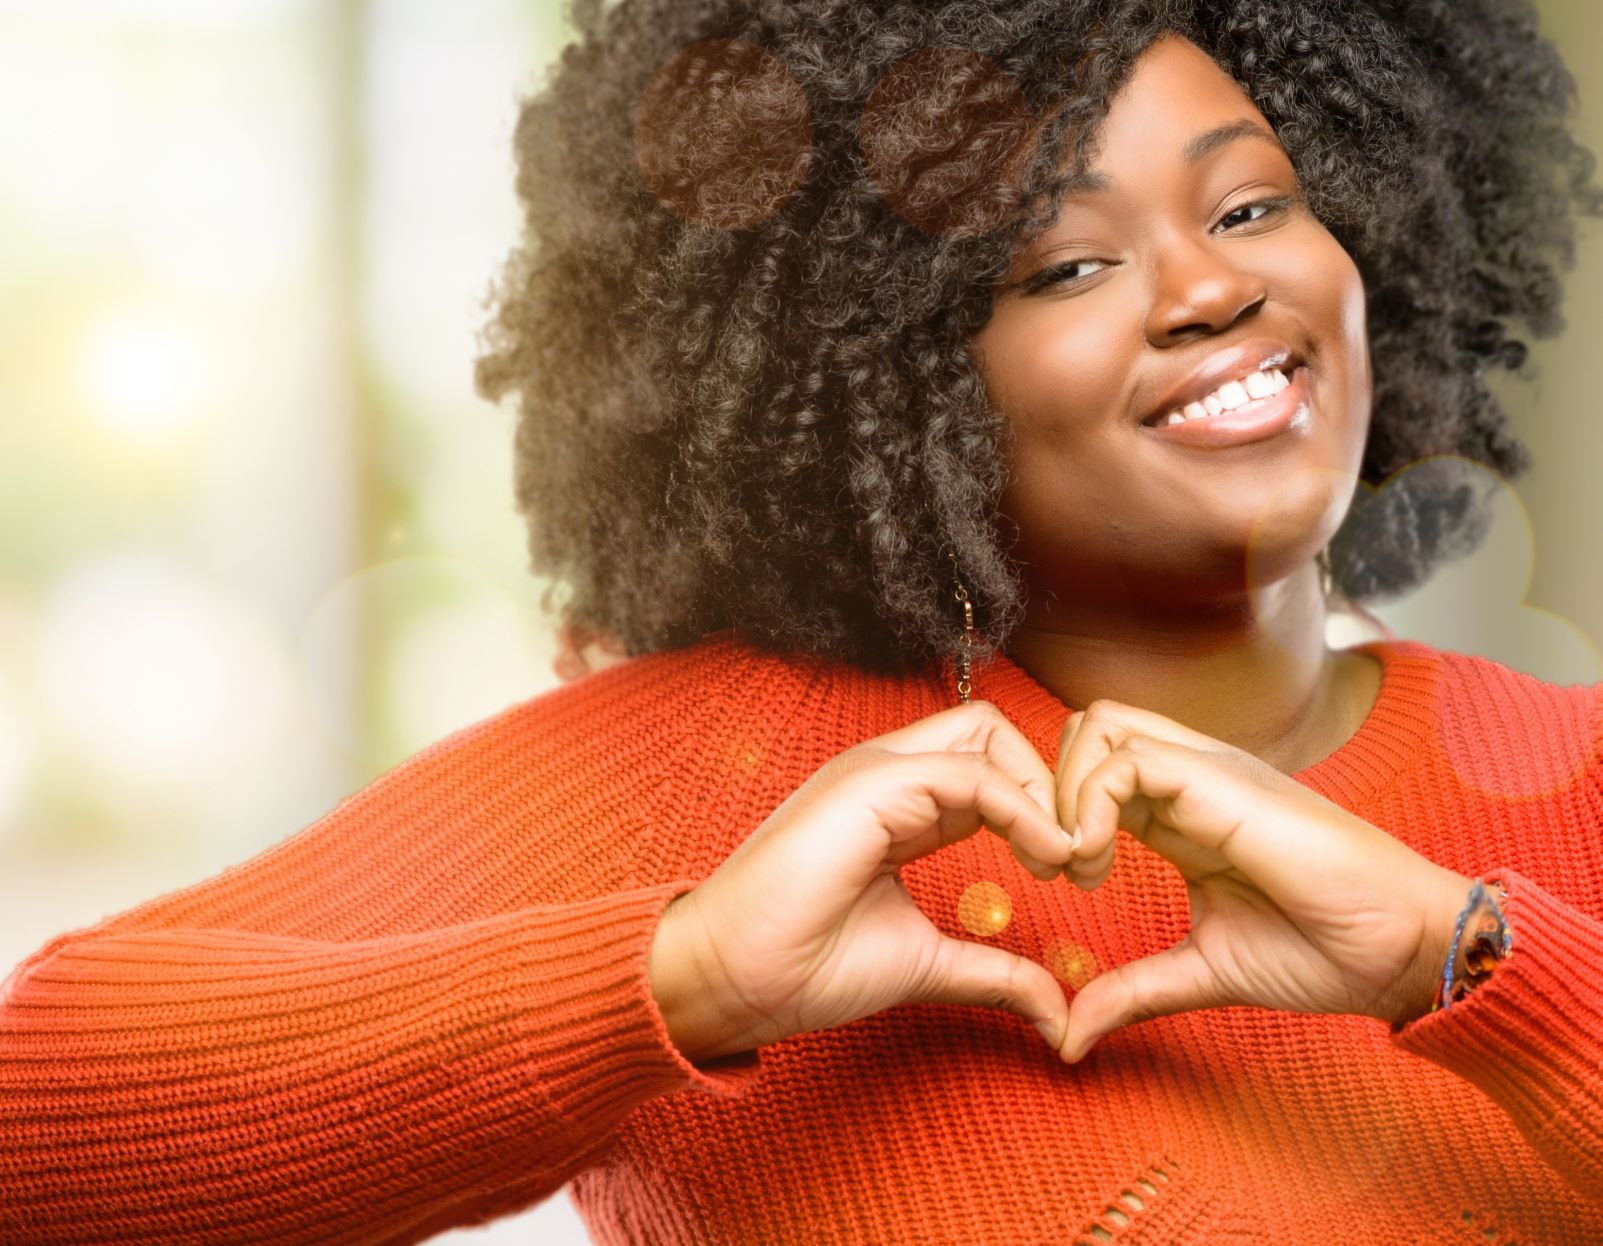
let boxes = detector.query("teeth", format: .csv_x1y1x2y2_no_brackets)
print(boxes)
1216,379,1251,408
1151,367,1291,427
1244,370,1277,400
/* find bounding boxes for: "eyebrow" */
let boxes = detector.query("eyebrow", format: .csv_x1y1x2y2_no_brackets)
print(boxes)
1056,119,1283,195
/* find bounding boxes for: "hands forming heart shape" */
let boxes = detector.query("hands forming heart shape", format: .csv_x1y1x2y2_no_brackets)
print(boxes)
658,689,1479,1068
1050,698,1475,1061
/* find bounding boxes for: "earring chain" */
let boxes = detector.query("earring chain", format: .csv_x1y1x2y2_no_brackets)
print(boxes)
953,575,975,704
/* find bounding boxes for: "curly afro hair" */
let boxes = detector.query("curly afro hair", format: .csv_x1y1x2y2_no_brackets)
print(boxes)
473,0,1603,676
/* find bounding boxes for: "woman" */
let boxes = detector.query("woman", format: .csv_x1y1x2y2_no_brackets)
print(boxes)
5,2,1602,1243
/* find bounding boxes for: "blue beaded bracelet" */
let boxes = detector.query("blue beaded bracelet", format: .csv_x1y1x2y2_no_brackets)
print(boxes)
1435,877,1513,1014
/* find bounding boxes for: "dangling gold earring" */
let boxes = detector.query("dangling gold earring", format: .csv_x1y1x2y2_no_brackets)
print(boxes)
1316,546,1334,599
951,558,976,705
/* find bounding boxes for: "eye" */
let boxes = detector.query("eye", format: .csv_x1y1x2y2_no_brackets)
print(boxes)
1022,194,1297,295
1217,194,1294,231
1023,256,1109,293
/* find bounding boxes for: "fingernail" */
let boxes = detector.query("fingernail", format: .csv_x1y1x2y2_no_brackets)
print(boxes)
1069,823,1082,852
1034,1019,1060,1047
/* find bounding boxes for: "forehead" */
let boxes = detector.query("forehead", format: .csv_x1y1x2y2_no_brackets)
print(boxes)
1070,34,1282,185
1001,38,1291,274
1056,117,1285,198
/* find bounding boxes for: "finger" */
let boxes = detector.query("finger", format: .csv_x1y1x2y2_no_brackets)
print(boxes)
1075,735,1302,897
1061,937,1217,1062
914,930,1070,1055
862,751,1074,879
1070,747,1150,890
1055,707,1115,853
1067,822,1120,892
1064,699,1224,753
1055,700,1223,844
870,701,1062,834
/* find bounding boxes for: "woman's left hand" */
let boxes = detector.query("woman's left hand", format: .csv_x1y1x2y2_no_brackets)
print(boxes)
1049,699,1475,1062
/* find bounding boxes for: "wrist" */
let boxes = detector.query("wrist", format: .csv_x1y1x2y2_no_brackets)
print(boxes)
1385,870,1478,1030
1386,871,1514,1031
648,893,754,1063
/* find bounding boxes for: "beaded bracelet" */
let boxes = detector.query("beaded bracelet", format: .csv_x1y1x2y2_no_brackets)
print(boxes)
1432,877,1513,1015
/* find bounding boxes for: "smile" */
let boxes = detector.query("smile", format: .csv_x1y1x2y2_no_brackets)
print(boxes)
1138,366,1312,448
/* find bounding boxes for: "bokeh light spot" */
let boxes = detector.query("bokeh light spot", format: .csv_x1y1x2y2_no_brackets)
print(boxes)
78,309,210,440
859,47,1037,239
37,554,295,788
1432,654,1602,800
0,673,32,842
299,556,543,766
1044,937,1099,988
1319,456,1602,796
957,879,1013,936
634,38,812,232
719,732,765,773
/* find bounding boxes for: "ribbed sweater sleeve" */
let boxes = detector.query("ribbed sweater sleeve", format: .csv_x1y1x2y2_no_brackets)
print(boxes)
0,648,765,1246
1390,865,1603,1204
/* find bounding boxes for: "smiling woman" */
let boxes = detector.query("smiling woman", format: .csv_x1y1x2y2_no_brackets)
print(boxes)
482,2,1599,683
6,3,1603,1246
969,32,1385,776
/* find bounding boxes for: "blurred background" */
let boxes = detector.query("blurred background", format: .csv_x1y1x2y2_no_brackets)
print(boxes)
0,1,1598,1241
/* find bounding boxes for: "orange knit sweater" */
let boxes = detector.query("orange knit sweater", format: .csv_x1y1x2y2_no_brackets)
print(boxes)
3,629,1601,1244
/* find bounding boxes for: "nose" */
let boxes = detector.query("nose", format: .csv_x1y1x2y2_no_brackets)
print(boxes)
1144,231,1268,343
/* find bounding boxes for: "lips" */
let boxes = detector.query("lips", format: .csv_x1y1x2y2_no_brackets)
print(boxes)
1139,364,1312,449
1141,337,1305,428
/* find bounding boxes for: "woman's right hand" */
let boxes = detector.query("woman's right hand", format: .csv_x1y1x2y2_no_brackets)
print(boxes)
657,700,1081,1061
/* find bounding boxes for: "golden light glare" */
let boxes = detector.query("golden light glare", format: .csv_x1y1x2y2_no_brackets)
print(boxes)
78,310,208,439
719,732,764,773
957,880,1013,937
1044,937,1099,989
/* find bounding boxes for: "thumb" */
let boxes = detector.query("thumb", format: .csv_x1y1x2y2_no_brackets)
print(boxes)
1062,938,1216,1062
916,934,1069,1053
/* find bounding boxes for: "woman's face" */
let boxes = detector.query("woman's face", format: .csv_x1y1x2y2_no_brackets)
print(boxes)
973,32,1372,617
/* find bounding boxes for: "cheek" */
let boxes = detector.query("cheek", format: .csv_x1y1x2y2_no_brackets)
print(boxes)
977,306,1138,516
1337,255,1373,399
973,298,1131,432
1301,233,1372,399
996,418,1146,561
1271,230,1373,462
1313,244,1374,462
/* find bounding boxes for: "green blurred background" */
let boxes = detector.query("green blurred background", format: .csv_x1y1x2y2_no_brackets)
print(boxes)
1,2,1599,1240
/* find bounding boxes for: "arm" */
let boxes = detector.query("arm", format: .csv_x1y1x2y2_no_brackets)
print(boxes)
1390,865,1603,1202
0,643,765,1246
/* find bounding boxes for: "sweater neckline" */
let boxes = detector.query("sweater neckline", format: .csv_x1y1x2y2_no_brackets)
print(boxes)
958,637,1440,810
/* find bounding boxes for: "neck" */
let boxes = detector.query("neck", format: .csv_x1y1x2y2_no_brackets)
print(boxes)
1001,564,1378,775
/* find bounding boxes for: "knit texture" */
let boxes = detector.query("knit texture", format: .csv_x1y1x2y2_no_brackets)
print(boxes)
2,629,1601,1244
